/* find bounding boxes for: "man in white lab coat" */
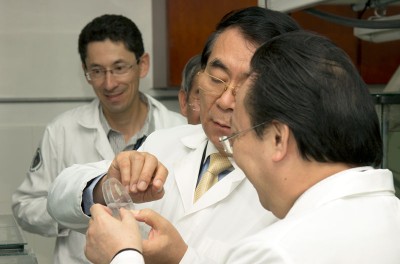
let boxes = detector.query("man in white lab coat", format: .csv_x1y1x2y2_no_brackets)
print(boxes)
85,31,400,264
11,14,185,264
178,54,201,125
47,7,301,264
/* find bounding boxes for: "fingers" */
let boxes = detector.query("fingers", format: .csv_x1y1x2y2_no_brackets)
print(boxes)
134,209,188,264
128,152,151,192
108,152,135,186
86,206,142,263
119,208,143,252
119,207,138,226
90,203,112,219
107,151,168,202
134,208,166,231
150,161,168,193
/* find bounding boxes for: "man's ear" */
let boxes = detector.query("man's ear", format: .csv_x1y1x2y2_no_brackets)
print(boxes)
138,53,150,78
178,90,188,117
82,63,92,84
271,122,290,162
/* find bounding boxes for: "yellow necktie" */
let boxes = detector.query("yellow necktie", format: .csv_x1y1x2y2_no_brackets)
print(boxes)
194,153,232,202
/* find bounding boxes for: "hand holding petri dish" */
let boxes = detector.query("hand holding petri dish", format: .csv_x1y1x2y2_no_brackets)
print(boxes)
102,177,135,218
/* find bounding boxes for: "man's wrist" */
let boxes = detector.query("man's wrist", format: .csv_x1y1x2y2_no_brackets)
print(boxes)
93,174,108,204
111,247,143,261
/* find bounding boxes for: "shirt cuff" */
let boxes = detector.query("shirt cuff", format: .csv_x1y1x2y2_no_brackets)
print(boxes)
82,173,106,215
110,250,144,264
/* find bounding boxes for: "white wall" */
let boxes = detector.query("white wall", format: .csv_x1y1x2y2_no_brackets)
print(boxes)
0,1,172,263
0,0,158,98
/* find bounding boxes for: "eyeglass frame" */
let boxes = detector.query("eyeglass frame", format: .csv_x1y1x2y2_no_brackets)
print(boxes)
85,58,141,81
197,70,239,97
219,121,268,155
188,101,200,112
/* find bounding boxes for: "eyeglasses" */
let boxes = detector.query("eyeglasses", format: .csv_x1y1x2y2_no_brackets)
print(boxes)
188,101,200,112
85,63,135,81
219,121,267,155
187,93,200,111
198,71,238,97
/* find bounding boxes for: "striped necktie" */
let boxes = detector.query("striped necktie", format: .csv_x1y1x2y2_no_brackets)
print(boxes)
194,153,232,202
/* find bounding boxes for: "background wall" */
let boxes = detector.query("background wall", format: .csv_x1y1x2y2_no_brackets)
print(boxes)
1,1,399,263
0,1,175,263
0,0,158,98
167,1,400,86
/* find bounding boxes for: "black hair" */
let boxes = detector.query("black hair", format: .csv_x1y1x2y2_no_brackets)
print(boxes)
200,6,301,68
247,31,382,167
78,14,144,67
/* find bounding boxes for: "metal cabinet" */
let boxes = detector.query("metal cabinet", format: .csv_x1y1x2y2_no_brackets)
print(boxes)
372,93,400,198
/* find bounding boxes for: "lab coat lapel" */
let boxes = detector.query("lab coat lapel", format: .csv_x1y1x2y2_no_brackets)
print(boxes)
77,99,115,160
174,143,206,213
173,131,247,215
94,131,115,160
189,164,245,214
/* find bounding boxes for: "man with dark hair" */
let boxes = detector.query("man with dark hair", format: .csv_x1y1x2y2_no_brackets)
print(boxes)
85,30,400,264
48,7,301,264
178,54,201,124
12,14,185,264
221,30,399,263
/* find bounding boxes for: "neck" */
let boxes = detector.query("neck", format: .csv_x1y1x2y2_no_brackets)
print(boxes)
273,161,352,219
103,98,148,142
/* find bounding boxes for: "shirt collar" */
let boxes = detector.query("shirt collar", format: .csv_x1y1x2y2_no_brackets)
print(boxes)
99,92,155,148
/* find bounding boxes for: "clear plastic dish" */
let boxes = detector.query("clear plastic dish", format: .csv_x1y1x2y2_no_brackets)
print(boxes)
102,178,135,218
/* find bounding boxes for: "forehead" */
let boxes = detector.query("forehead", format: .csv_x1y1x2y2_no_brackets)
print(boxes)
86,39,135,65
207,27,257,77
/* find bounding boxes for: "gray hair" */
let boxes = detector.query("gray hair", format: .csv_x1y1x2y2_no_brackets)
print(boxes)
181,54,201,100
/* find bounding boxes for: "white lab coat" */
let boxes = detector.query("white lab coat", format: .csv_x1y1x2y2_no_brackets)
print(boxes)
47,124,278,263
223,167,400,264
12,95,185,264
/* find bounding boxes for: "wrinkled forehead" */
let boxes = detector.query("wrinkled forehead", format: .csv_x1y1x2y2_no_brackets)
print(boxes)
206,28,257,77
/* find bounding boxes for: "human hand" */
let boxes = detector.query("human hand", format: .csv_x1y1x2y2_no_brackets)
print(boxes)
95,151,167,204
135,208,188,264
85,204,142,264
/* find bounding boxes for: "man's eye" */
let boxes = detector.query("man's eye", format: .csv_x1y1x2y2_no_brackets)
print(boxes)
91,69,102,74
210,76,225,84
114,65,124,71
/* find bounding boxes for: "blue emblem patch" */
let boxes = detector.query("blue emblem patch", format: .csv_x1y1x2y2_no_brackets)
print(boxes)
30,148,43,172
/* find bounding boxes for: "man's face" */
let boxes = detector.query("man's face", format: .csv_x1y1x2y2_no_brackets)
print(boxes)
186,75,201,124
230,82,274,211
198,27,257,154
84,39,149,116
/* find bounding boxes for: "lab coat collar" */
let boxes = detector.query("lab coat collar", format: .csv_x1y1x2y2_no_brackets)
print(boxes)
180,124,207,149
76,99,114,159
175,130,246,215
286,166,395,219
77,98,102,129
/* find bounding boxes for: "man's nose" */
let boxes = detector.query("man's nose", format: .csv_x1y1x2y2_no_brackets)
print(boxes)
218,87,236,110
103,71,118,89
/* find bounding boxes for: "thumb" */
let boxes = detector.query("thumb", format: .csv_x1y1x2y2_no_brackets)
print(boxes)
134,208,165,231
119,208,139,227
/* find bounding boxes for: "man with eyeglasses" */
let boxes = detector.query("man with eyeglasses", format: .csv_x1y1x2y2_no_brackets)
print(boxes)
219,30,400,264
85,30,400,264
47,7,301,264
11,14,185,264
178,54,202,125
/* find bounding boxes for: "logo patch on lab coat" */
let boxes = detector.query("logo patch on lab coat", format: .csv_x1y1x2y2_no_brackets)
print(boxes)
30,148,42,172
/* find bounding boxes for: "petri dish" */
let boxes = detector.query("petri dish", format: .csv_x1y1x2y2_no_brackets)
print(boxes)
102,178,135,218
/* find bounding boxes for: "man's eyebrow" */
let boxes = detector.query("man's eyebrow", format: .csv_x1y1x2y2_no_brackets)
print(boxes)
208,59,229,72
87,63,103,69
87,59,127,68
112,59,127,65
208,58,252,79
